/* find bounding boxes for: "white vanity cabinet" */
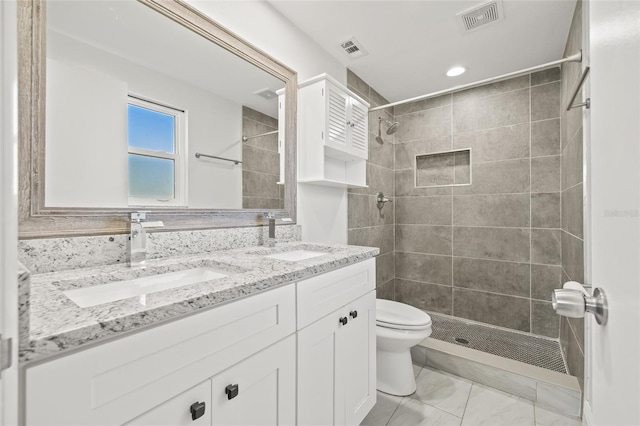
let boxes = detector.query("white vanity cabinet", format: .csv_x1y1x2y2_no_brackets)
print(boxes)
297,258,377,425
298,74,369,188
24,284,296,426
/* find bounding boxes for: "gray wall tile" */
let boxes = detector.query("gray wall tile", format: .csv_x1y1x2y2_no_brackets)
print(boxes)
531,193,561,228
453,124,529,163
395,225,452,255
369,164,395,196
416,152,455,186
347,69,370,102
368,131,395,169
453,227,530,262
395,252,452,285
242,170,280,198
395,196,452,225
395,279,453,315
531,264,563,301
376,252,395,286
531,67,561,86
348,228,371,247
453,194,530,227
531,301,560,337
454,151,471,184
371,225,395,255
453,75,530,104
561,128,583,190
395,94,451,116
395,169,453,197
377,280,395,301
453,159,530,195
562,231,584,283
453,88,530,133
562,184,584,239
453,289,530,331
531,229,562,265
370,194,395,227
396,106,452,141
453,257,530,297
395,137,452,170
531,156,561,193
531,82,561,121
531,119,561,157
348,194,370,229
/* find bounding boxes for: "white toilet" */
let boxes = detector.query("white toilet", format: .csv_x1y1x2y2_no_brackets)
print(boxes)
375,299,432,396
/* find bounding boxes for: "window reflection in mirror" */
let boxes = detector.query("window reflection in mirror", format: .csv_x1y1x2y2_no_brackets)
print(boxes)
43,0,285,210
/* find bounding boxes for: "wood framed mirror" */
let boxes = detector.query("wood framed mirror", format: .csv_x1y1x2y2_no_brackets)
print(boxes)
18,0,297,239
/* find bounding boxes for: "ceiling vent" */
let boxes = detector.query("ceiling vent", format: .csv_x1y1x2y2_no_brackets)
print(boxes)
457,1,504,33
254,88,278,100
339,37,368,59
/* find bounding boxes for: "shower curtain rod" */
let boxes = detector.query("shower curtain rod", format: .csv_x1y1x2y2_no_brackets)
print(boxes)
242,130,278,142
369,51,583,112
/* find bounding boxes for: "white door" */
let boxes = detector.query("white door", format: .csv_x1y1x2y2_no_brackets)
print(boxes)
210,335,296,426
336,292,376,426
585,1,640,424
0,1,19,425
347,98,368,159
324,82,349,152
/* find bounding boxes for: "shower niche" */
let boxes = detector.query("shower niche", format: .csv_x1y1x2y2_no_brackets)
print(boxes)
297,74,369,188
415,148,472,188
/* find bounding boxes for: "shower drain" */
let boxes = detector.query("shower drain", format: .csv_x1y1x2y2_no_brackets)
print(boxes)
455,337,470,345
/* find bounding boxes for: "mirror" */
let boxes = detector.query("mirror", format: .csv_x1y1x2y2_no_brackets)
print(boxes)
18,0,297,237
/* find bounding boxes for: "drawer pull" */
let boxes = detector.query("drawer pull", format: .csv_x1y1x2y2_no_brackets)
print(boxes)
350,310,358,319
190,401,206,421
339,316,348,326
225,384,239,400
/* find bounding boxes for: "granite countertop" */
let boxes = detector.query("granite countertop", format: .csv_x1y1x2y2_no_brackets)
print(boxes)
21,242,379,363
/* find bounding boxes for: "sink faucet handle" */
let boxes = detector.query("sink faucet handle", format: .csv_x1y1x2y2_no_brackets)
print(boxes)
131,211,147,222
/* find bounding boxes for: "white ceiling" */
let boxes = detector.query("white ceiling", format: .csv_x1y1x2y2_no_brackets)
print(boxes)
268,0,577,103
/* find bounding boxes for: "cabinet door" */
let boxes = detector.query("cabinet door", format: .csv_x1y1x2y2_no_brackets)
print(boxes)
324,82,349,152
210,335,296,426
125,381,211,426
297,308,342,426
336,291,376,425
348,97,369,159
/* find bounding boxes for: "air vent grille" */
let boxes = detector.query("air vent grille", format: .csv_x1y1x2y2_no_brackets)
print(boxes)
458,1,504,32
339,37,368,59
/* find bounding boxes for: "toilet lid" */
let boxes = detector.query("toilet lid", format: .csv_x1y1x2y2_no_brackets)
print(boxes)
376,299,432,327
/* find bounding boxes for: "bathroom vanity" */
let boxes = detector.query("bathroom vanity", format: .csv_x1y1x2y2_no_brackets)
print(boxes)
20,243,378,425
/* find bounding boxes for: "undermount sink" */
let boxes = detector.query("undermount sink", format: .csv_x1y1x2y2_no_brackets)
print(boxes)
63,267,229,308
264,250,328,262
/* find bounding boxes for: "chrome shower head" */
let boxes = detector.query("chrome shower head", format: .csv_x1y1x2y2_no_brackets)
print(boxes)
378,117,400,135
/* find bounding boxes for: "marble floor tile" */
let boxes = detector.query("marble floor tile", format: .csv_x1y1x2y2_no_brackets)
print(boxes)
536,382,581,417
461,383,535,426
360,391,403,426
388,398,462,426
534,405,581,426
411,368,473,417
413,363,423,377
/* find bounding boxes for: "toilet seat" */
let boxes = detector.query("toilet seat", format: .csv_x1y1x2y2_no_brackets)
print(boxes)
376,299,432,330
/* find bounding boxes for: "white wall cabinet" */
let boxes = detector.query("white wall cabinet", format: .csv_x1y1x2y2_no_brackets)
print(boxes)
298,74,369,188
297,258,376,426
24,260,376,426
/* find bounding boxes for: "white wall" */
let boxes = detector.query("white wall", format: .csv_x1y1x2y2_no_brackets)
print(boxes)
185,0,349,243
46,31,243,209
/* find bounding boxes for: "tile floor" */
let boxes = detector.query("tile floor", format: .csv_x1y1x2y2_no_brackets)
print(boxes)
361,365,581,426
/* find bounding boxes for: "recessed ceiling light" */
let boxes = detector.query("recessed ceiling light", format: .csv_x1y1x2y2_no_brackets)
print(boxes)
446,66,466,77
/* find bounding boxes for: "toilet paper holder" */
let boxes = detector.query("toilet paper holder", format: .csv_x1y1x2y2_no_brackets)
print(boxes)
552,281,608,325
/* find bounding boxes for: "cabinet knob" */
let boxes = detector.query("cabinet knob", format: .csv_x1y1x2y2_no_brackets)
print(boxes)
339,316,348,326
225,384,239,400
350,310,358,319
346,120,351,126
190,401,206,421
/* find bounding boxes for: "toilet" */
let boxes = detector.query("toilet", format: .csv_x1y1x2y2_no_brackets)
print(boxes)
375,299,432,396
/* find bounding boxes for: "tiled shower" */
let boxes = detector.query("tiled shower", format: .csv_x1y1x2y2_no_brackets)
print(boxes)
347,0,584,384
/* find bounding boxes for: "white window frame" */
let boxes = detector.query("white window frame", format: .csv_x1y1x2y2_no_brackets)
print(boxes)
127,95,188,207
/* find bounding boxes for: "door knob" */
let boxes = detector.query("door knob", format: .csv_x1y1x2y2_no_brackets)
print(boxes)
552,281,608,325
190,402,206,421
339,316,348,326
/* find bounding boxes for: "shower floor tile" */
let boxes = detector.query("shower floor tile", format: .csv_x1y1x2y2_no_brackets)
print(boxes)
428,312,567,374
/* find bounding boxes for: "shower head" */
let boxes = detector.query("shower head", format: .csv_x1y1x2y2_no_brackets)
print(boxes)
378,117,400,135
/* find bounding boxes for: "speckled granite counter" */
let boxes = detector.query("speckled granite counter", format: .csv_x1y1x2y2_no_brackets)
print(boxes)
20,242,378,363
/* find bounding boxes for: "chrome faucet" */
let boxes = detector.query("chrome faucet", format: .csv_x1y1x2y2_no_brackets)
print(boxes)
130,212,164,267
264,212,276,247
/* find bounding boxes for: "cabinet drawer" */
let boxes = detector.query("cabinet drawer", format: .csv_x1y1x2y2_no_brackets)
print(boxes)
296,258,375,329
25,284,295,426
125,381,212,426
